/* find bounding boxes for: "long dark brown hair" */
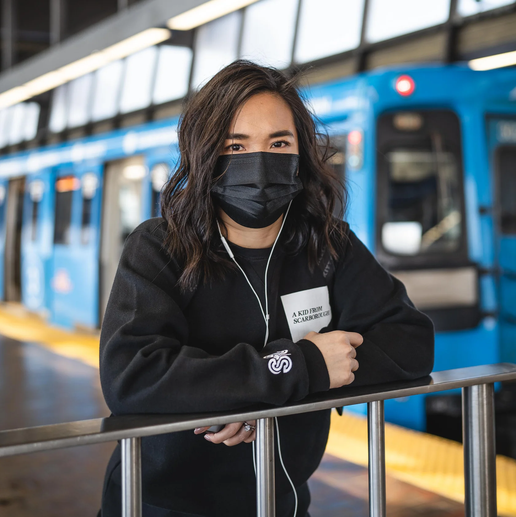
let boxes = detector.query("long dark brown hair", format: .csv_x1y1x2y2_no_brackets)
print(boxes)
161,60,347,291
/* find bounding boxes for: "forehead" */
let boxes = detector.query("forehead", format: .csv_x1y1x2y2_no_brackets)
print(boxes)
229,92,296,134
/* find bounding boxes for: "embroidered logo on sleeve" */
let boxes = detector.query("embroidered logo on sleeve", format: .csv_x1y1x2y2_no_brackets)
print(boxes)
263,350,292,374
281,286,332,342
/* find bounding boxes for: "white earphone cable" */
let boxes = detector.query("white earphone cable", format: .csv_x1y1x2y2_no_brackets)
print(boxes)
218,203,297,516
216,201,292,348
275,417,298,517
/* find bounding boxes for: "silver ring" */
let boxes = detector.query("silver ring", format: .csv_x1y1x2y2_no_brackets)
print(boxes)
243,422,256,432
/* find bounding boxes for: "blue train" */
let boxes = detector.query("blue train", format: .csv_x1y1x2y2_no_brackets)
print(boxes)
1,64,515,432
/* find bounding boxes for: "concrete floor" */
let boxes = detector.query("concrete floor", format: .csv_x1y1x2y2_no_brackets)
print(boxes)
0,335,465,517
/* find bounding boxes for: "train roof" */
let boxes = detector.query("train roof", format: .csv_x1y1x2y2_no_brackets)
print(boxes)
306,64,516,122
0,64,515,178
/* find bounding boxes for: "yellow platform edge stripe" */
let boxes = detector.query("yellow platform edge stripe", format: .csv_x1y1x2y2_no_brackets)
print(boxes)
328,410,516,516
0,302,100,368
1,303,516,514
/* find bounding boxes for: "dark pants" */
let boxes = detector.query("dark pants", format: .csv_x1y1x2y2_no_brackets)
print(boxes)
99,476,311,517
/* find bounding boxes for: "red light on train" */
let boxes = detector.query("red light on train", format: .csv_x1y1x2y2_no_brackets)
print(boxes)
395,75,415,96
348,130,362,145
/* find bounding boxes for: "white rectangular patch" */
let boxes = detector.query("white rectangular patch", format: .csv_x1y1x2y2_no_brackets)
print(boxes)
281,286,332,342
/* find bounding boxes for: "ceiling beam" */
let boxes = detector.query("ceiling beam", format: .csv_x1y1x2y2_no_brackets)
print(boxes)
0,0,206,93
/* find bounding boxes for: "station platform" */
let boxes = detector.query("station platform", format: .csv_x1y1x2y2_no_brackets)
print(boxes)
0,302,514,516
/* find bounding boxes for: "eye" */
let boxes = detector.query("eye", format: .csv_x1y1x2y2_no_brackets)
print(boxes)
225,143,245,152
271,140,290,149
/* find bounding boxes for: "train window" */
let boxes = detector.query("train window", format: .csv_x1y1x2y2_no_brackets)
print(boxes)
295,0,364,63
81,173,99,245
119,47,158,114
191,12,241,90
0,108,10,148
497,147,516,234
366,0,450,43
28,180,44,242
8,103,26,146
68,74,93,128
0,185,5,232
153,46,192,104
49,84,68,133
328,135,347,216
328,135,347,181
22,102,40,142
150,163,169,218
377,110,466,262
458,0,514,17
240,0,298,69
119,164,145,242
91,60,124,122
383,148,461,255
54,176,80,245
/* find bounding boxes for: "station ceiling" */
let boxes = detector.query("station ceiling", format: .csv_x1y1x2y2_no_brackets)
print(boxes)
0,0,204,92
0,0,515,153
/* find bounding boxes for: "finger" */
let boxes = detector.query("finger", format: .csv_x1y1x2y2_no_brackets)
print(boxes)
193,426,210,435
240,421,257,444
347,332,364,347
351,359,359,372
223,425,253,446
350,346,357,359
205,422,242,444
243,430,256,443
235,420,256,445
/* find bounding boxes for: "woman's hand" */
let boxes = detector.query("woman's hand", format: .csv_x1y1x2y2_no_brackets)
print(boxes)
303,330,363,389
193,420,257,446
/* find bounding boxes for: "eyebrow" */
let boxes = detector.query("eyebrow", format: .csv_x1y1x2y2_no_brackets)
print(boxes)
226,130,295,140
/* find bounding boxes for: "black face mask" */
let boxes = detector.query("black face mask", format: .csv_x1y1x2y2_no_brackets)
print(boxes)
211,152,302,229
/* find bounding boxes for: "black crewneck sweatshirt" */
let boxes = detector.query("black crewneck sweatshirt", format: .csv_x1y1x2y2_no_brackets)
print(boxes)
99,217,434,517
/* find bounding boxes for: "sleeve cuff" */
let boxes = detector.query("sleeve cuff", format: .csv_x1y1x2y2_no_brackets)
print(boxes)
296,339,331,393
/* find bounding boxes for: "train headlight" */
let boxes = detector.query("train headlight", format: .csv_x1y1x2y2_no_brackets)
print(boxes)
82,173,99,199
395,75,415,97
151,164,170,192
346,130,364,171
29,180,45,201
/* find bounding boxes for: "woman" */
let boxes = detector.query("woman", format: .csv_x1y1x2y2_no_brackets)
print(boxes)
99,60,434,517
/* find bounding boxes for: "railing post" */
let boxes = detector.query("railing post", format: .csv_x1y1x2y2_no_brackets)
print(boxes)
256,417,275,517
121,437,142,517
368,400,386,517
462,383,497,517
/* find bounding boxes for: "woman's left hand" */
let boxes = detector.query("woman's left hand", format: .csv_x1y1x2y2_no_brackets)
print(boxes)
193,421,256,446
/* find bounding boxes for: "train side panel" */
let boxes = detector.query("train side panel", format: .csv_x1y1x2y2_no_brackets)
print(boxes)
21,170,55,316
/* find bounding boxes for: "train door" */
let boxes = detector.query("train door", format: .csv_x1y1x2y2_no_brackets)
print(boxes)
99,156,146,325
0,180,6,299
50,165,103,329
21,170,55,315
3,177,24,301
488,118,516,363
375,110,484,430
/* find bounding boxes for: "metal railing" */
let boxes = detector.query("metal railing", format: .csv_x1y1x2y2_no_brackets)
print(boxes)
1,363,516,517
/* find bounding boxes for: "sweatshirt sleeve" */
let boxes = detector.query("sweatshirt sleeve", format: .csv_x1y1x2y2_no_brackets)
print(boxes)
331,226,435,387
99,220,321,416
